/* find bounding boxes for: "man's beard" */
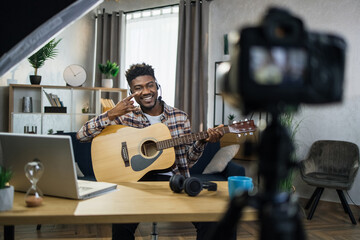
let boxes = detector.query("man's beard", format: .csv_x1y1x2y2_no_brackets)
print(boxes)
140,97,158,111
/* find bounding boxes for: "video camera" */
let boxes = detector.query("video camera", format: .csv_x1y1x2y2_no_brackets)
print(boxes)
221,7,346,114
212,8,347,240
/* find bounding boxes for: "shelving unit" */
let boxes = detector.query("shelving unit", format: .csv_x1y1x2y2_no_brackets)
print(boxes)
9,84,127,134
214,61,225,126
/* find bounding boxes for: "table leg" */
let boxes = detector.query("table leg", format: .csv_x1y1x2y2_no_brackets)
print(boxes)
4,225,14,240
151,222,158,240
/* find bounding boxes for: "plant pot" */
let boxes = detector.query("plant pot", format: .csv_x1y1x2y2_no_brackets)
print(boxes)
29,75,42,85
0,185,14,212
228,120,236,126
102,79,113,88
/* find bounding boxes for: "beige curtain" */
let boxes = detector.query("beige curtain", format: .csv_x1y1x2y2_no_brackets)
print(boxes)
95,11,124,89
175,0,210,133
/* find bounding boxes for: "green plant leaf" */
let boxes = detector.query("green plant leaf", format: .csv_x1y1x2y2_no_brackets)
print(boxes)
0,166,12,189
227,114,236,121
98,60,120,78
277,107,302,192
27,38,61,75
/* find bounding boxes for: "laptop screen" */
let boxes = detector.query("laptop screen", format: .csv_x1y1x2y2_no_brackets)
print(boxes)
0,133,117,199
0,133,80,198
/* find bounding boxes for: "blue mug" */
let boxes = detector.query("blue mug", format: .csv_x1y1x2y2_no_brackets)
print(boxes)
228,176,253,198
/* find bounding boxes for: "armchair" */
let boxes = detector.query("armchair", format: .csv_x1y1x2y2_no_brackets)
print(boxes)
300,140,359,224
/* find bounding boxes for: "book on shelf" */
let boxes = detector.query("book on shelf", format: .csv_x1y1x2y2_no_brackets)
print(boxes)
101,98,115,112
43,90,62,107
52,94,62,107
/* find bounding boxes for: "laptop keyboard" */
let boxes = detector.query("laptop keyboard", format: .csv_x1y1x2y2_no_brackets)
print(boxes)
79,186,93,192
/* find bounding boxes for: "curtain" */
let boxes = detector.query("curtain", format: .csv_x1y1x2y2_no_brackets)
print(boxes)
175,0,210,133
125,8,179,105
95,11,124,89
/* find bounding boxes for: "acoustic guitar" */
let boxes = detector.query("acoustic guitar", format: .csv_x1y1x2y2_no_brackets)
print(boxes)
91,120,256,183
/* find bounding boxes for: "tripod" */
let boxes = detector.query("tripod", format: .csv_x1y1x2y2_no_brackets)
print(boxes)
211,110,306,240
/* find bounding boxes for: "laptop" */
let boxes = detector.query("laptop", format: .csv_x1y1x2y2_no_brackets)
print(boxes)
0,133,117,200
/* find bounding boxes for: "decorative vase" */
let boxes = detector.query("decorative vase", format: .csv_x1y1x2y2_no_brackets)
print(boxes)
228,120,236,126
102,79,113,88
29,75,41,85
0,185,14,212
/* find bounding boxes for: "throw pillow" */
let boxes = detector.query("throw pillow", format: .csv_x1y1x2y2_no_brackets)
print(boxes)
202,144,240,174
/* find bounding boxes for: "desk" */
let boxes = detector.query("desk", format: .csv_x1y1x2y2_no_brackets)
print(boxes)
0,182,256,239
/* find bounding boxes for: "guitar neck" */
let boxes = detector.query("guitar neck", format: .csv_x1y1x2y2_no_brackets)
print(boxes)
156,127,230,150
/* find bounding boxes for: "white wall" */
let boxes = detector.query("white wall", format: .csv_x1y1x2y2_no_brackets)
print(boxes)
0,12,97,133
0,12,96,87
208,0,360,204
0,0,179,132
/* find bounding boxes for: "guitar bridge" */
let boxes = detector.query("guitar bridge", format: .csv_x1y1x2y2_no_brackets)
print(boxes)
121,142,130,167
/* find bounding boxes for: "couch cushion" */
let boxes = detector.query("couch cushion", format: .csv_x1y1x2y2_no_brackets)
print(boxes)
202,144,240,174
190,142,220,174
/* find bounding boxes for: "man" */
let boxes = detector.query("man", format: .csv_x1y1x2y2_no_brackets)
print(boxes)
77,63,230,240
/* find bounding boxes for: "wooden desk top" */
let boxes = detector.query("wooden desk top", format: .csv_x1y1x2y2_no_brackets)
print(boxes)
0,181,256,225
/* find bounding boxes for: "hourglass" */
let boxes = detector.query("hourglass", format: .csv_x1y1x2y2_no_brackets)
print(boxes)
24,160,44,207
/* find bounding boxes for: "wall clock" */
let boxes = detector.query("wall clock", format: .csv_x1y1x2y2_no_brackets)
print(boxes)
63,64,87,87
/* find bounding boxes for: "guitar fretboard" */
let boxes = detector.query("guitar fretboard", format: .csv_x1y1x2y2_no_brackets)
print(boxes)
156,127,230,150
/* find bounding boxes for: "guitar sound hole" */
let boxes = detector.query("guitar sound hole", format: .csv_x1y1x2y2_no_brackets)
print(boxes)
141,140,158,157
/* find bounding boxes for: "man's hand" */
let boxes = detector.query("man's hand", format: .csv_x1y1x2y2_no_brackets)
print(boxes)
204,124,225,143
108,92,140,121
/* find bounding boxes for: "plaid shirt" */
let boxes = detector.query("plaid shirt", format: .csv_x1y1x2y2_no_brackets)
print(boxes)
77,102,206,177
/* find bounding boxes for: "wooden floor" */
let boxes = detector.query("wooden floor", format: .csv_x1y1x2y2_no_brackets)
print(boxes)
1,199,360,240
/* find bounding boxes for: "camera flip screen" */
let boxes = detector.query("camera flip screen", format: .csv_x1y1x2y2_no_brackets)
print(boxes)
249,46,307,86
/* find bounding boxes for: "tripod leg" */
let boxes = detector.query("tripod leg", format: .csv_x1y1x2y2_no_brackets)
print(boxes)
151,222,159,240
305,187,321,210
4,225,14,240
336,190,356,224
307,187,324,220
210,192,249,240
295,204,307,240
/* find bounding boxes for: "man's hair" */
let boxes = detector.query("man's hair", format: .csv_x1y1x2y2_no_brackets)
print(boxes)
125,63,156,85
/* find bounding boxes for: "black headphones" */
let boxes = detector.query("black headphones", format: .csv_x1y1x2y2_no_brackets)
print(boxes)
155,80,160,90
169,175,217,197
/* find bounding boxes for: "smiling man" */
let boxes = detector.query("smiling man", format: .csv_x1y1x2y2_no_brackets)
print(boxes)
76,63,230,240
77,62,223,177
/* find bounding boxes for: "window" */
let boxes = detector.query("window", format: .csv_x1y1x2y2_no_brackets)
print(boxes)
125,6,179,106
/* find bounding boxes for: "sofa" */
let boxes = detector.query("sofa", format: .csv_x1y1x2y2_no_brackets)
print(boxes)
56,132,245,182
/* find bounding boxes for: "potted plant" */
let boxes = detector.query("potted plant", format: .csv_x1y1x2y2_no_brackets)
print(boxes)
0,166,13,211
227,114,236,125
27,38,61,85
98,60,120,88
278,108,302,193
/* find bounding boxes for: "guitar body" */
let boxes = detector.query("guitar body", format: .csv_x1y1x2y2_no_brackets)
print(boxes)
91,123,175,183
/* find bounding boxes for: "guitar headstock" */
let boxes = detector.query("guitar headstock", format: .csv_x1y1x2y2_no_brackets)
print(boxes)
228,120,257,134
